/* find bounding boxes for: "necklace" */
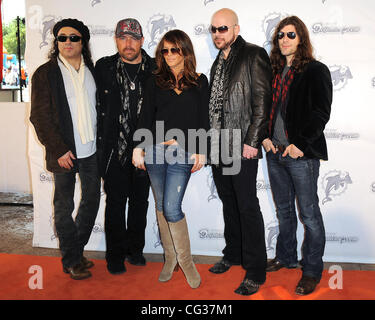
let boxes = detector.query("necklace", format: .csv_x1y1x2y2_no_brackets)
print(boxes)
123,62,142,90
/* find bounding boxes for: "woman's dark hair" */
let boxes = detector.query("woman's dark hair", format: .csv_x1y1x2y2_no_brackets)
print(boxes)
270,16,314,75
154,29,199,90
48,37,94,68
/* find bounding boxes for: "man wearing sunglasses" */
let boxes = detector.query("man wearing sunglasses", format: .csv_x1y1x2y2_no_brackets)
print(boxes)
95,19,155,275
30,19,100,280
262,16,332,295
208,8,272,296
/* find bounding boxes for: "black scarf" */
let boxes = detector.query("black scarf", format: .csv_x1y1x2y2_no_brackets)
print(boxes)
116,54,145,166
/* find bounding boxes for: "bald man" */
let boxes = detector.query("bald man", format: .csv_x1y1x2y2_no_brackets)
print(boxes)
208,8,272,296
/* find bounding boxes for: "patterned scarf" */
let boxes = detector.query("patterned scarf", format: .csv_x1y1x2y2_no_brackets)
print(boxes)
269,67,295,137
208,51,225,131
208,52,226,164
116,56,144,166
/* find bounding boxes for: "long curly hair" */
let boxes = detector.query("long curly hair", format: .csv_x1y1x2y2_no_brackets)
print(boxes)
270,16,314,75
48,36,94,68
154,29,199,90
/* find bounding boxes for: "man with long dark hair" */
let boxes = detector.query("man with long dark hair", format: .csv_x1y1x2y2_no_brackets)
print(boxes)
207,8,272,296
30,19,100,280
262,16,332,295
95,19,155,274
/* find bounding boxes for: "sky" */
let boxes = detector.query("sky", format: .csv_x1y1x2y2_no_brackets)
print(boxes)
2,0,26,24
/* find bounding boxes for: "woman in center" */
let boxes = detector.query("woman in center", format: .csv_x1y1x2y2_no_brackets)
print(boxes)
132,29,209,288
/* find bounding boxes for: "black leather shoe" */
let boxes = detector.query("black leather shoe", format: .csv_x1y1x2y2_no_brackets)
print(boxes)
208,259,240,274
107,262,126,275
295,275,319,295
266,258,285,272
65,264,92,280
126,254,146,266
266,258,297,272
63,256,94,274
81,256,94,269
234,279,260,296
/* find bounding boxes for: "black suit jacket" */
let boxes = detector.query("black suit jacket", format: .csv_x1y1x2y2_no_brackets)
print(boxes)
283,60,332,160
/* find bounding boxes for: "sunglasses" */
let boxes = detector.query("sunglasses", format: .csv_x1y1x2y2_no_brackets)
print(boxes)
56,35,82,42
210,24,237,34
161,47,181,56
277,31,297,40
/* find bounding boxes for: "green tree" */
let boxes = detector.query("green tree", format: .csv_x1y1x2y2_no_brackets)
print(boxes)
2,17,26,58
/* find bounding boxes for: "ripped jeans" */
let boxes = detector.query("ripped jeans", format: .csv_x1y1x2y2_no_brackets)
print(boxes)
145,144,194,222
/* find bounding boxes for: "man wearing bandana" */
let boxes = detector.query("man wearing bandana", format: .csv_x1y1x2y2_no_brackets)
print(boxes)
95,18,155,275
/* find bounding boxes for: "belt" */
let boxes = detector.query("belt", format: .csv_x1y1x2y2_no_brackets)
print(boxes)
274,145,287,153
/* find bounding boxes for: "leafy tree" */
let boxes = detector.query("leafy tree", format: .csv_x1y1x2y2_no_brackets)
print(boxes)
2,17,26,58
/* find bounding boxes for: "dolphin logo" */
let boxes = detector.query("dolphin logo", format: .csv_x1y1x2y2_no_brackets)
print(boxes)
204,0,215,5
153,219,162,248
329,65,353,90
331,66,353,86
40,16,59,49
207,169,218,202
91,0,101,6
147,14,176,49
322,170,352,204
265,220,279,252
262,13,287,54
266,225,279,251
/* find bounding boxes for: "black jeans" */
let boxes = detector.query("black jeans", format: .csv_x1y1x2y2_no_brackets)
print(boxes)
212,159,267,283
104,157,150,264
53,153,101,268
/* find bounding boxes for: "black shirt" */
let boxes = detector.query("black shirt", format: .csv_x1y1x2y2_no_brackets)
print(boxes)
123,62,142,130
135,74,210,155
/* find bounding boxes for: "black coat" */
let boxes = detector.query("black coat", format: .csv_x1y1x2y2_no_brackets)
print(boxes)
282,60,332,160
95,50,155,176
30,58,97,173
210,35,272,159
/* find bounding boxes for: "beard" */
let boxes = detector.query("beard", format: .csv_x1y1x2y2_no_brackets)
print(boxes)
213,33,236,51
120,47,141,62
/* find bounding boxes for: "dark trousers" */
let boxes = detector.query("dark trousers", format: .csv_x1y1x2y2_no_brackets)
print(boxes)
212,159,267,283
104,157,150,264
266,151,325,280
53,153,101,268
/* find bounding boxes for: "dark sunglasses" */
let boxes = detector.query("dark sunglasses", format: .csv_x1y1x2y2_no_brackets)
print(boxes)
277,31,297,40
161,47,181,56
210,24,236,34
56,35,82,42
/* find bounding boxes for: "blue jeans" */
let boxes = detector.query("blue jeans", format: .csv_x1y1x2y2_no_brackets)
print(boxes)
53,153,101,268
145,144,193,223
266,151,325,280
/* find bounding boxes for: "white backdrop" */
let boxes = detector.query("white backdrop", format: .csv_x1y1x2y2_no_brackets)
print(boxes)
25,0,375,263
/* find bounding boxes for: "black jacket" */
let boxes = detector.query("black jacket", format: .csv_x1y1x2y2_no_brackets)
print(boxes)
210,35,272,159
95,50,155,176
30,58,97,173
275,60,332,160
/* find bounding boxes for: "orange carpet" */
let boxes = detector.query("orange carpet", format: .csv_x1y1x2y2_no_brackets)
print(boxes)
0,253,374,300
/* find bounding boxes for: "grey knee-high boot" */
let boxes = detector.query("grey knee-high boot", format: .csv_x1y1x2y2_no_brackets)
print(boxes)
168,216,201,289
156,210,179,282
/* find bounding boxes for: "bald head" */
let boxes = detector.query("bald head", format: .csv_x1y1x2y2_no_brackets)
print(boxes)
210,8,240,56
211,8,239,26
